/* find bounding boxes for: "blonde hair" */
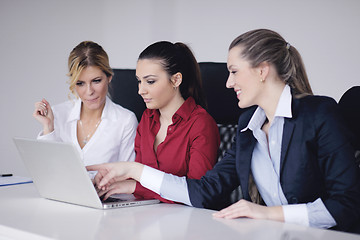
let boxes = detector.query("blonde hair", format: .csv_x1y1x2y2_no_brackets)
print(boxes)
67,41,113,98
229,29,313,96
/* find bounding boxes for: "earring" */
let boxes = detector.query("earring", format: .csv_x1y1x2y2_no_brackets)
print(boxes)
260,78,265,82
174,86,177,90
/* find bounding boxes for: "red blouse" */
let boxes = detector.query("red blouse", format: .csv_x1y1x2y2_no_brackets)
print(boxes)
134,97,220,203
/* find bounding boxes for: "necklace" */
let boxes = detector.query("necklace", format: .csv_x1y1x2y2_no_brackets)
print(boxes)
79,119,101,145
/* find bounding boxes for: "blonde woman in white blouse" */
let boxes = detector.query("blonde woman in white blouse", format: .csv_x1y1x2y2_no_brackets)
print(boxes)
33,41,137,166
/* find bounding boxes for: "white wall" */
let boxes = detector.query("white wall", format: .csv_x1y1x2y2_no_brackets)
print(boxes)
1,0,360,176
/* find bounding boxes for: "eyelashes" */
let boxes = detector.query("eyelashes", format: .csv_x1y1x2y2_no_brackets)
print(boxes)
76,78,102,86
137,80,156,85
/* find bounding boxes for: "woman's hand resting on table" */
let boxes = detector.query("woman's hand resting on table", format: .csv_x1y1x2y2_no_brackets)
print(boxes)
213,199,284,222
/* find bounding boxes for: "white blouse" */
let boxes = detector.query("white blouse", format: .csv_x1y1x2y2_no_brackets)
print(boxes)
37,96,138,166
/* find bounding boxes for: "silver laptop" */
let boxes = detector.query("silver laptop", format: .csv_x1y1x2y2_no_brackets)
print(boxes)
13,137,160,209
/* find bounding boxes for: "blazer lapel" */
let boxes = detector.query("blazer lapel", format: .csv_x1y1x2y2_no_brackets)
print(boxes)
280,120,295,172
280,96,300,172
237,129,256,201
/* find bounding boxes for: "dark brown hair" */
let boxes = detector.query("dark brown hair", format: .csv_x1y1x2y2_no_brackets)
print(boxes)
138,41,206,108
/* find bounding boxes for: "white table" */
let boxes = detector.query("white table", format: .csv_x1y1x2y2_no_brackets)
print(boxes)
0,183,359,240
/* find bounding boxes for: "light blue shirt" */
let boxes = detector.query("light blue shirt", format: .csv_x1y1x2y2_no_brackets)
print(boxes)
243,85,291,207
140,85,336,229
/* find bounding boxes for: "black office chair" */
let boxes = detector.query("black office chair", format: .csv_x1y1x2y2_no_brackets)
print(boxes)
109,69,146,122
338,86,360,168
199,62,243,161
199,62,244,204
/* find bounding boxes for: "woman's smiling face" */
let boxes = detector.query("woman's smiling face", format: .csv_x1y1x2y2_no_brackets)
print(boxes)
226,46,264,109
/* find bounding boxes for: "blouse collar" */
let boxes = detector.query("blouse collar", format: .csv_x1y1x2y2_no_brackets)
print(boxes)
150,97,197,123
67,96,111,122
241,85,292,132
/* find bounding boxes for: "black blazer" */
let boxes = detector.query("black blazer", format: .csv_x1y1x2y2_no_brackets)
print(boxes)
187,95,360,232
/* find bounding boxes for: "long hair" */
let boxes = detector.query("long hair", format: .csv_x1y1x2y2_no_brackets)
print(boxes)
138,41,206,108
230,29,313,96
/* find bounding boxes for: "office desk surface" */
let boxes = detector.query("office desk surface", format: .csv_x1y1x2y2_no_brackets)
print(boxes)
0,184,359,240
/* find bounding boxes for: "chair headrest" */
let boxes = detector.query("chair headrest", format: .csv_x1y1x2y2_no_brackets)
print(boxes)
338,86,360,149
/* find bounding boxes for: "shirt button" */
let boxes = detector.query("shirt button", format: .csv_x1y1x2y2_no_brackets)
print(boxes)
169,127,172,131
290,197,298,203
271,140,276,145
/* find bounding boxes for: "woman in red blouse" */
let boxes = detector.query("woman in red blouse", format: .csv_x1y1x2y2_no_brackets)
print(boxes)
94,41,220,202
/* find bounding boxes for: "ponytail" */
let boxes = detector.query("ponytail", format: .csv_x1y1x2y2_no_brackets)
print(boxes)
174,43,206,108
286,45,313,96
